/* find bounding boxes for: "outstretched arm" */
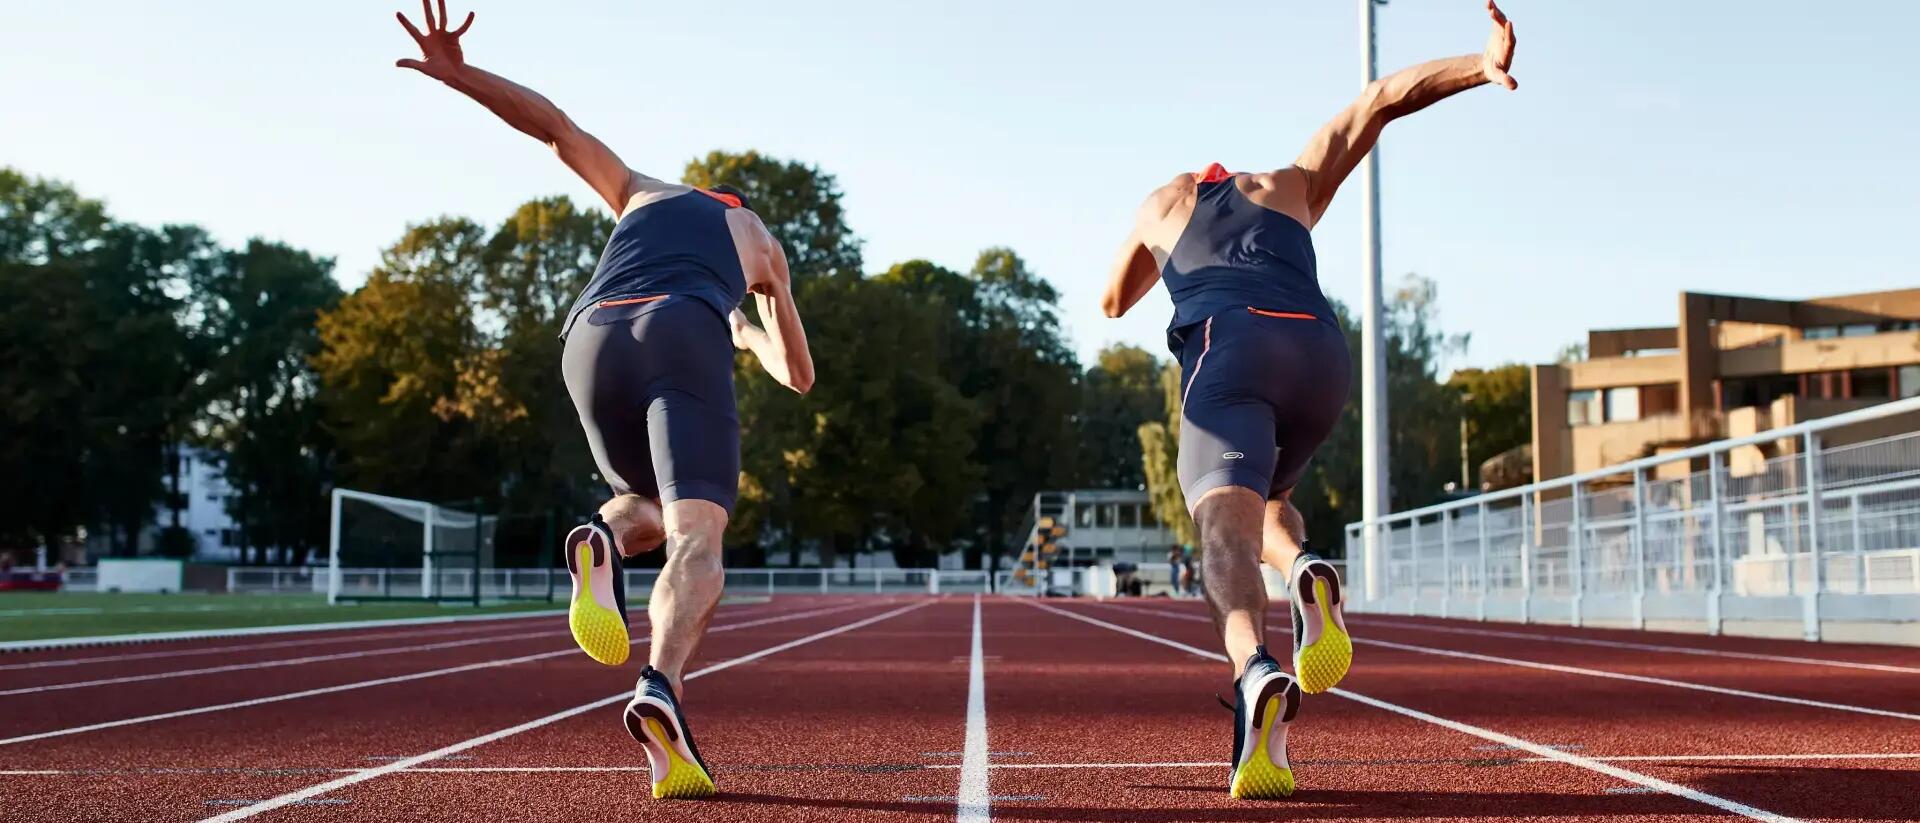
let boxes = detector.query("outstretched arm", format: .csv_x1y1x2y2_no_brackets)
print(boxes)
1100,184,1182,318
1292,0,1518,226
729,239,815,394
394,2,642,214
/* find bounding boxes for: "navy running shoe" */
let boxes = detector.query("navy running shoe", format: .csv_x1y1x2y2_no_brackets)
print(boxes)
625,665,716,798
563,514,629,665
1288,548,1351,693
1228,645,1299,799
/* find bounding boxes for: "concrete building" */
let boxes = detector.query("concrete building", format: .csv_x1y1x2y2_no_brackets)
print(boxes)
1531,288,1920,483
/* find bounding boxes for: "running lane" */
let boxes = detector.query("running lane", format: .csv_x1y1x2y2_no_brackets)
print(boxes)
0,599,893,823
1072,598,1918,822
295,597,985,821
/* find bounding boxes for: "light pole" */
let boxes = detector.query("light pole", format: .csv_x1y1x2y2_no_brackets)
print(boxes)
1459,392,1475,491
1359,0,1389,599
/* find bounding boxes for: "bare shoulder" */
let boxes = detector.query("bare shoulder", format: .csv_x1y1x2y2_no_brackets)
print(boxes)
1240,168,1315,229
1140,174,1194,220
727,209,787,289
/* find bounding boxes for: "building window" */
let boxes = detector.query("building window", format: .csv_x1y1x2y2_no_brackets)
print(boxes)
1841,323,1878,338
1641,383,1681,416
1803,326,1839,340
1095,547,1116,558
1901,366,1920,399
1606,387,1641,423
1568,390,1602,426
1118,504,1138,529
220,529,238,547
1075,503,1094,529
1095,504,1115,529
1850,369,1892,399
1140,505,1159,529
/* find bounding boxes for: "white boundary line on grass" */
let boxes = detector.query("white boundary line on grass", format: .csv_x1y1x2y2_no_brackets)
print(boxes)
1090,601,1920,722
1348,618,1920,675
196,600,933,823
0,601,875,748
0,609,565,654
958,594,991,823
1027,600,1804,823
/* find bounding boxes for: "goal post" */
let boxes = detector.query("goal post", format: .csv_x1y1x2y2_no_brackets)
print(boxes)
327,487,510,605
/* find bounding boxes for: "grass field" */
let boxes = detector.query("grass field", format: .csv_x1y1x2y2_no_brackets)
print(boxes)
0,592,563,643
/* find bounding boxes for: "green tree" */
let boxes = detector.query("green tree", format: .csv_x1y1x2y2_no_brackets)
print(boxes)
1079,344,1164,489
0,171,200,558
315,218,493,504
193,240,344,565
1138,362,1197,548
1447,363,1532,490
877,249,1080,570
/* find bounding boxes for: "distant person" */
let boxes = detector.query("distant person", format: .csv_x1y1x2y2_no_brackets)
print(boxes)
1166,545,1184,596
1180,548,1198,598
1098,2,1518,798
393,3,815,800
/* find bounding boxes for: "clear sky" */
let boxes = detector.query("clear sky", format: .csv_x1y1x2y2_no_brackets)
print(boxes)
4,1,1915,371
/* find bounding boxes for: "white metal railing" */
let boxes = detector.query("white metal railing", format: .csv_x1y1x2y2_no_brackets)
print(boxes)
56,565,997,597
1347,396,1920,639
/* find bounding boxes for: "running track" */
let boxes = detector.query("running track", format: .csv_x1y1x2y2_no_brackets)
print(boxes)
2,594,1916,822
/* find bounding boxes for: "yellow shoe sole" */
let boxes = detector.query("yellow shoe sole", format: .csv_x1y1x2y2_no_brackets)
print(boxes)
1229,691,1296,799
1295,577,1351,694
644,716,716,799
568,541,628,666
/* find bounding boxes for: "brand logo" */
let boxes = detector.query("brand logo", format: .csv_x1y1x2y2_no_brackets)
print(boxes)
1223,451,1245,460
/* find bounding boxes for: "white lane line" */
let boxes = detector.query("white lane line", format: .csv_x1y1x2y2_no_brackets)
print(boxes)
0,600,778,672
1026,600,1804,823
0,601,873,748
1357,637,1920,723
0,629,564,696
0,609,567,653
196,600,933,823
1351,618,1920,675
4,600,783,691
0,621,548,672
1089,601,1920,723
958,594,991,823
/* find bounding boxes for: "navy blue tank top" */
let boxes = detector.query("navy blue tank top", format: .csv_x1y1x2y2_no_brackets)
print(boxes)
559,189,748,338
1163,165,1332,337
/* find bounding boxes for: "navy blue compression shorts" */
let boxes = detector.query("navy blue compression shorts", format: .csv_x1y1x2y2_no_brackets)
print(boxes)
1174,307,1351,506
561,295,739,513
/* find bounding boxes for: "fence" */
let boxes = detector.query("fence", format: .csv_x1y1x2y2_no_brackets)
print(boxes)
1345,396,1920,640
60,566,990,598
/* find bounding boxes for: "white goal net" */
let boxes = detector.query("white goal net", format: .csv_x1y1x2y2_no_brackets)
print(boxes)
327,488,498,603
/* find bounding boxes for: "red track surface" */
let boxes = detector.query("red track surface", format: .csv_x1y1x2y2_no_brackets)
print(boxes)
2,593,1916,822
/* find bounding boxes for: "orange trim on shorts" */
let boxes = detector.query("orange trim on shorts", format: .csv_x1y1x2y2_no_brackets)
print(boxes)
697,189,743,208
597,295,668,308
1248,307,1318,321
1192,162,1235,184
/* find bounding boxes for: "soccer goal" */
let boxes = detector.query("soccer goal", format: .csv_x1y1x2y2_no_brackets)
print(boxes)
326,487,543,605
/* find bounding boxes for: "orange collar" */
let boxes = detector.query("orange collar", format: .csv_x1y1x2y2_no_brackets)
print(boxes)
1192,162,1234,184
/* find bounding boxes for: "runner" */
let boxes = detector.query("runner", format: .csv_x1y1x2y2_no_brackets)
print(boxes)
393,2,815,799
1097,1,1519,798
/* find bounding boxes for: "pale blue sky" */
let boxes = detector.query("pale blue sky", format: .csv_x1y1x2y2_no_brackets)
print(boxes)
4,1,1915,370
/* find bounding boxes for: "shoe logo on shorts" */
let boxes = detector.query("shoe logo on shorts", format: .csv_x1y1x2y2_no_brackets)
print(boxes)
1223,451,1245,460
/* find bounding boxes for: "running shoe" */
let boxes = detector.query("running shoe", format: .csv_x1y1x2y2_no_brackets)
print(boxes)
1288,549,1352,693
564,514,629,666
1228,645,1300,799
625,665,716,799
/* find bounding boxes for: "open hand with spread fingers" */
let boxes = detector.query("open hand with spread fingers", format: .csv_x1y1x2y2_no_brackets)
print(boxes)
395,0,475,81
1482,1,1519,90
